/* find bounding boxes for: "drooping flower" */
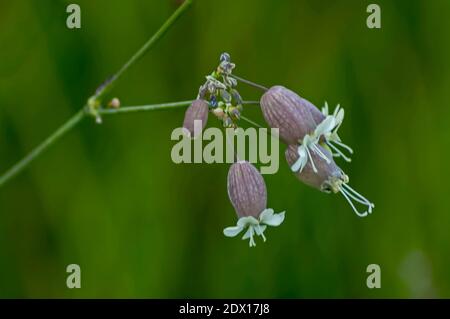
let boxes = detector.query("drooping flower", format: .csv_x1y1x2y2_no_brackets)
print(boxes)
285,144,374,217
224,161,285,247
260,85,331,172
261,85,355,173
182,99,209,138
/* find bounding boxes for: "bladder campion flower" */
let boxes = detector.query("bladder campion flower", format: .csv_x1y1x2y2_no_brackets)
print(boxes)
260,85,356,173
260,86,331,172
223,161,285,247
285,144,374,217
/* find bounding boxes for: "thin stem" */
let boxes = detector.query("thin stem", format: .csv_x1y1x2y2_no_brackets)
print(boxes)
231,74,268,92
0,2,193,188
93,0,193,102
0,110,86,187
100,99,259,115
99,101,193,115
240,115,263,128
242,100,260,105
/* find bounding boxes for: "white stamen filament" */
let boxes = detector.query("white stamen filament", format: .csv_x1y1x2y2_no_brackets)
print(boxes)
311,144,331,164
342,183,375,209
258,225,267,242
332,139,354,154
305,147,318,173
339,183,374,217
248,227,256,247
327,141,352,162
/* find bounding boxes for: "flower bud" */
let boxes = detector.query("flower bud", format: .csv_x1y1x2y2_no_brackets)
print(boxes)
108,97,121,109
182,99,209,138
260,86,316,144
212,107,225,119
227,161,267,218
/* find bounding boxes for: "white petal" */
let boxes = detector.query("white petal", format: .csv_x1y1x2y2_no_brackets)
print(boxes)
335,108,344,125
223,225,244,237
291,147,307,172
237,216,259,227
333,104,341,117
291,157,303,172
322,101,329,116
262,211,286,226
315,116,335,136
302,134,313,146
259,208,274,222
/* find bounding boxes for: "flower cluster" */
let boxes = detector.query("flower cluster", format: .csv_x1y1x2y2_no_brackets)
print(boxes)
197,53,243,128
181,53,374,247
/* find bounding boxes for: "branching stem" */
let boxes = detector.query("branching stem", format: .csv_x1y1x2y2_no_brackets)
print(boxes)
0,1,193,188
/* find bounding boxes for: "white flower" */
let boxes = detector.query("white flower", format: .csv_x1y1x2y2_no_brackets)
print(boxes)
291,128,331,174
223,209,285,247
290,102,355,174
320,102,353,162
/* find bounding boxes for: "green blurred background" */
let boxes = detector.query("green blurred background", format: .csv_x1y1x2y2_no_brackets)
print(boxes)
1,0,449,298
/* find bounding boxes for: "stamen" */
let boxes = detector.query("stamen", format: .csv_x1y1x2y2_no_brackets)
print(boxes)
305,147,318,173
340,188,369,217
327,141,352,162
332,139,354,154
342,183,375,210
311,144,331,164
248,227,256,247
258,225,267,242
342,186,373,210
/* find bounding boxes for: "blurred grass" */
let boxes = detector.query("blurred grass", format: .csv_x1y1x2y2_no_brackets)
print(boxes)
0,0,449,298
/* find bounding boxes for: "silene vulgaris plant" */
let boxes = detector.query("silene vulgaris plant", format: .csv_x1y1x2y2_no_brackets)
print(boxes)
0,0,374,248
181,52,374,246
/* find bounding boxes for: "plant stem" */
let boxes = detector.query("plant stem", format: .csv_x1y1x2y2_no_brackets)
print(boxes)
93,0,193,102
99,101,193,115
0,1,193,188
231,74,268,92
240,115,263,128
0,110,86,187
98,100,260,115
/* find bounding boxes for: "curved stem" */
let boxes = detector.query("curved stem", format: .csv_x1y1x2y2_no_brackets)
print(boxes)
0,2,193,188
93,0,193,102
0,110,86,187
